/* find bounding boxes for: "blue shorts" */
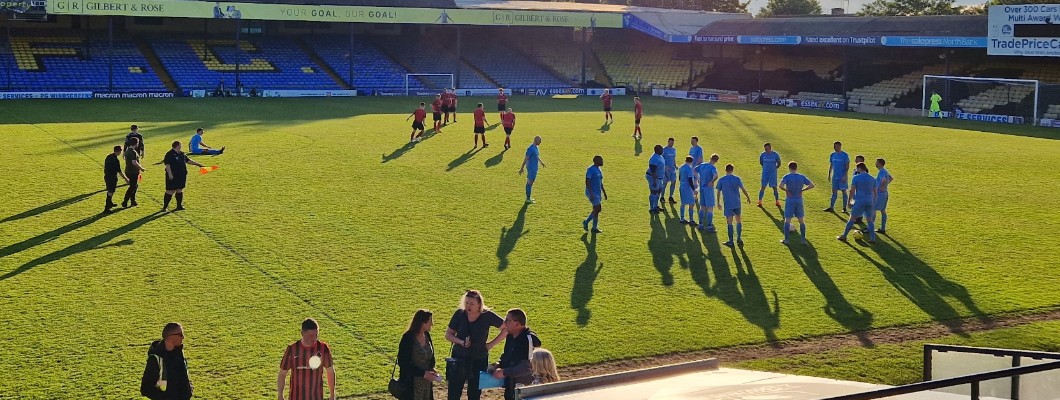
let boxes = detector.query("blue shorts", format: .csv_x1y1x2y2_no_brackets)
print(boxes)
664,168,677,183
851,200,873,220
680,187,696,205
761,173,778,188
832,177,848,191
646,175,663,192
784,198,805,219
587,194,602,206
874,192,889,211
723,206,742,218
526,168,538,181
699,188,715,207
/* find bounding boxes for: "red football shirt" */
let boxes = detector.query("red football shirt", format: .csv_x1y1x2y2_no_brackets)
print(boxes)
497,93,508,105
602,94,612,107
280,340,334,400
501,112,516,128
442,93,453,106
431,99,442,113
413,109,427,122
635,102,643,118
474,109,486,127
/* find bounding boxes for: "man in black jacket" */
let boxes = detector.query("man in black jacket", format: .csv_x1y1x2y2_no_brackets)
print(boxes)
141,322,193,400
126,125,145,159
490,309,541,400
103,145,129,213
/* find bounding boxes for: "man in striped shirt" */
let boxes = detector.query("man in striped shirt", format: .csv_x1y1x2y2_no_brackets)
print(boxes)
278,318,337,400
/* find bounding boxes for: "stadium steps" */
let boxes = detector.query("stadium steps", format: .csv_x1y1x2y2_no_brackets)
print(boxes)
135,36,178,93
369,41,434,90
294,37,351,90
587,50,611,87
441,47,498,88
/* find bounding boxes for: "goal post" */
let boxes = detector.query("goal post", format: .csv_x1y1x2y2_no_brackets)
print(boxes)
405,73,454,96
923,75,1040,125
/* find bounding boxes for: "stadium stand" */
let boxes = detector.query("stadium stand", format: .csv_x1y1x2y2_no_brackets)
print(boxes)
594,38,710,90
372,36,494,89
744,54,839,81
0,35,165,91
301,36,413,90
847,63,955,107
1045,105,1060,120
150,36,342,91
511,40,583,86
460,38,569,89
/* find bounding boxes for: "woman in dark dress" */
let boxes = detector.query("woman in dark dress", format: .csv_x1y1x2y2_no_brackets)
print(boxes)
398,310,439,400
445,290,507,400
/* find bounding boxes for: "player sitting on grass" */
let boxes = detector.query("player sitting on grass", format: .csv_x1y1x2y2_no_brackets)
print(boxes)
189,128,225,156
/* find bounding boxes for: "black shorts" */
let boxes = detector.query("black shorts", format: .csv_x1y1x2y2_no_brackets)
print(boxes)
504,127,513,135
443,105,452,113
412,121,425,130
474,126,486,134
497,103,506,112
105,178,118,192
433,112,441,121
604,107,612,112
166,175,187,191
636,118,642,125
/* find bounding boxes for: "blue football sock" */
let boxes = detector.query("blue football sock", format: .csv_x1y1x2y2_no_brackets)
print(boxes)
881,214,887,230
830,192,837,208
584,213,593,224
708,212,714,227
680,207,686,220
842,220,855,236
737,223,742,241
758,189,764,201
649,194,657,210
669,183,676,198
592,215,599,230
783,223,790,240
525,183,532,199
727,224,734,242
773,188,779,201
800,223,807,240
868,221,876,240
841,192,848,209
698,209,705,224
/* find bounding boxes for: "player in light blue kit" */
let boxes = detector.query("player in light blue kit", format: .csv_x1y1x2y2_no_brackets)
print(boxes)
838,162,877,243
758,142,781,208
688,136,704,167
873,158,894,234
519,136,545,204
824,141,850,213
583,155,607,234
662,138,679,204
696,154,720,232
779,161,814,245
646,144,665,213
678,156,697,225
715,163,751,247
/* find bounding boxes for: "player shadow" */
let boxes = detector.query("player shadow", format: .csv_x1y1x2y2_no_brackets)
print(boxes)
0,212,110,259
598,122,610,133
793,242,876,346
48,122,204,155
486,123,500,131
484,147,507,168
495,203,530,271
647,211,677,286
1,188,110,224
634,137,643,157
844,237,989,335
571,233,603,326
381,128,439,164
445,148,483,172
1,211,162,281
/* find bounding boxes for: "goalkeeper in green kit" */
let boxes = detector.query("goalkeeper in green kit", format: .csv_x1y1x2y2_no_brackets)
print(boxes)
930,91,942,118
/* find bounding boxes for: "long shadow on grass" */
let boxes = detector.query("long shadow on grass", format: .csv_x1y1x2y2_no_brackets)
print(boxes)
844,237,989,336
599,122,610,133
634,137,643,157
571,233,602,326
761,207,874,345
1,211,162,280
496,203,530,271
484,147,507,168
1,188,109,224
47,122,205,156
0,212,109,259
447,148,483,171
647,211,676,286
381,129,438,163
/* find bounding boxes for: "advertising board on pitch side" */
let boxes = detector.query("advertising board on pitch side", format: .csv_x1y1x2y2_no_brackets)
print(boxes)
988,4,1060,57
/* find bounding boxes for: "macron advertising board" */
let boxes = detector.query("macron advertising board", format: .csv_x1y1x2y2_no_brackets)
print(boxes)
988,4,1060,57
47,0,623,27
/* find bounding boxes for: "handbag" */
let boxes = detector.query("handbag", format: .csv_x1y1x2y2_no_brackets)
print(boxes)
387,360,405,399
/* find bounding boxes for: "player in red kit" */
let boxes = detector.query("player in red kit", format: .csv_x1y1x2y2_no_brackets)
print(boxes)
442,89,454,125
473,103,489,148
600,88,613,123
406,102,428,142
430,94,444,134
501,107,516,149
633,96,643,139
497,88,508,119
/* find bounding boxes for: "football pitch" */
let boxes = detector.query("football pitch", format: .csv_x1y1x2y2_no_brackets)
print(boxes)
1,96,1059,399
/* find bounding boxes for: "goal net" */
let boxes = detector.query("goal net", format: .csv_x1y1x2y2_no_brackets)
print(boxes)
923,75,1039,125
405,73,454,96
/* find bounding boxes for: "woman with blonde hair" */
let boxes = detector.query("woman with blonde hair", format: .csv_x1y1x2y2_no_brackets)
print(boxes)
445,290,507,400
530,348,560,385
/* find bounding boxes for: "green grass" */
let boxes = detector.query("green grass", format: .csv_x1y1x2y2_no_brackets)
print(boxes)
1,96,1059,399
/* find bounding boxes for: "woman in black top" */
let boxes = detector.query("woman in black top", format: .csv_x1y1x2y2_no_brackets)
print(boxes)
445,290,506,400
398,310,439,400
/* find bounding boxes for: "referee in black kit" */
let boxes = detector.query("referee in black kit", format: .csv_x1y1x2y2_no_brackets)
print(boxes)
103,145,129,214
162,141,205,212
